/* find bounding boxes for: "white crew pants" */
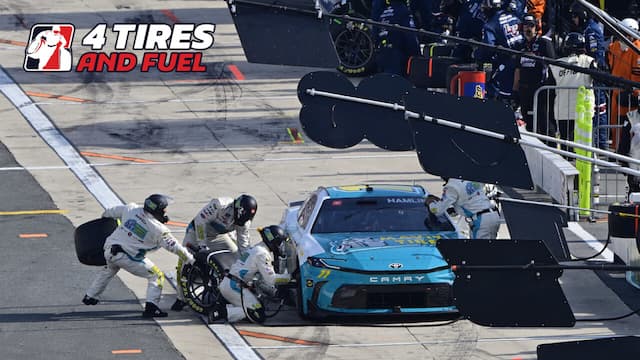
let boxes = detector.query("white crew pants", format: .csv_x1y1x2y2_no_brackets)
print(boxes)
86,247,164,305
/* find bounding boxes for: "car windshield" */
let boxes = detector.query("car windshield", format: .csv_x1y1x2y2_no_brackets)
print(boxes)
311,196,455,233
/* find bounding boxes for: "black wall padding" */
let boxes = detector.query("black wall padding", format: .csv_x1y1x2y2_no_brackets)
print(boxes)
437,239,575,327
229,1,339,68
501,200,570,262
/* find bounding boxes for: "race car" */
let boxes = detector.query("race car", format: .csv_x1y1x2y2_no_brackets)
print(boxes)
279,184,462,318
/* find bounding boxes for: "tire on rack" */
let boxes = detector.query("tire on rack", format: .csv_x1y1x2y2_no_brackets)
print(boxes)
182,258,226,315
330,17,377,77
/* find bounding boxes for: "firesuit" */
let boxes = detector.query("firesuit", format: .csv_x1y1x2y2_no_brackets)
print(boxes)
427,179,500,239
474,4,524,100
608,19,640,149
514,14,556,136
84,200,195,317
375,0,420,75
173,195,257,310
217,227,291,323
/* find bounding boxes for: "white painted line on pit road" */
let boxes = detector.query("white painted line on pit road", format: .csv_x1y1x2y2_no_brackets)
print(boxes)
0,68,121,209
0,153,418,172
567,222,614,262
166,276,261,360
0,66,260,360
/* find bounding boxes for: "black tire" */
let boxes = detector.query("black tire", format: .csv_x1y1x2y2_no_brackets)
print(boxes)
330,19,377,77
294,267,309,320
183,259,225,314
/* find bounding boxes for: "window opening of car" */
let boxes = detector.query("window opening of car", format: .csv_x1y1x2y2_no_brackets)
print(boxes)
311,196,455,233
297,194,317,229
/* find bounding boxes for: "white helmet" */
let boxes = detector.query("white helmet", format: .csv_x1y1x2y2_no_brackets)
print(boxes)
621,18,639,32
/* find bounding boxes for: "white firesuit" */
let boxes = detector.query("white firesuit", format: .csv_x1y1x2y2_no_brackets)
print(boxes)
176,197,252,302
86,203,194,305
184,197,251,253
218,243,291,323
428,179,500,239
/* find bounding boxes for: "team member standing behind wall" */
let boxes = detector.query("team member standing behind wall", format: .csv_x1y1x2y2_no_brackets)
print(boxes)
374,0,421,76
548,32,596,147
608,18,640,150
513,13,557,137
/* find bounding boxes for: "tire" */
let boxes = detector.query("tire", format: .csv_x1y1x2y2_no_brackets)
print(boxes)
182,259,225,314
294,267,309,320
330,19,377,77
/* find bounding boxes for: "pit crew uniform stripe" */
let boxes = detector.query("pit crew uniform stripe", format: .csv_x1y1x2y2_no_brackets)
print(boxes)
0,66,260,360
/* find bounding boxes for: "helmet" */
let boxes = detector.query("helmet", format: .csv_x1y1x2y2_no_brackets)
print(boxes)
144,194,170,223
563,32,586,54
621,18,639,32
258,225,288,257
233,194,257,226
569,2,588,25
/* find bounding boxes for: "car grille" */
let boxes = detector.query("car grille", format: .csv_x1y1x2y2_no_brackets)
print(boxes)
331,283,452,309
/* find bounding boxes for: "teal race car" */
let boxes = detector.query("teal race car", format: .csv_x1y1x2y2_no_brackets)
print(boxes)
280,184,462,318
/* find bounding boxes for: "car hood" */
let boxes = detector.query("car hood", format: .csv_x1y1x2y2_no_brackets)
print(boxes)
309,231,456,271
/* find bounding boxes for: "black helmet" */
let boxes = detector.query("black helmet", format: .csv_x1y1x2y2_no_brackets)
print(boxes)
144,194,170,223
233,194,257,226
258,225,288,257
569,2,588,25
563,32,586,54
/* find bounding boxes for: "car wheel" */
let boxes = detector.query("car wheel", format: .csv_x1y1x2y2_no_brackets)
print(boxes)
330,19,376,77
183,259,225,314
295,267,309,320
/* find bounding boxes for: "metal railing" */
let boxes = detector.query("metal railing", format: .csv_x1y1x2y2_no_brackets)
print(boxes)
531,85,636,211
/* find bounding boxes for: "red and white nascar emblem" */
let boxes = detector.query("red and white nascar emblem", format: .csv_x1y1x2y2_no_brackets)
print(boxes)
24,24,75,72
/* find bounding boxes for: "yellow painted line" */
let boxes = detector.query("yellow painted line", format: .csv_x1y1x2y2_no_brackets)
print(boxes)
19,233,48,238
0,210,68,216
166,220,188,227
111,349,143,355
81,151,156,164
0,38,27,46
25,91,93,103
238,330,326,346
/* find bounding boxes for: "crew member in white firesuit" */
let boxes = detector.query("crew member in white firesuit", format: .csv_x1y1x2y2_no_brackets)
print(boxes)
83,194,195,318
214,225,291,324
426,178,500,239
171,194,258,311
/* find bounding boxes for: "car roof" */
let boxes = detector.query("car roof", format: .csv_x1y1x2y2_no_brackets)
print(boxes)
321,184,426,198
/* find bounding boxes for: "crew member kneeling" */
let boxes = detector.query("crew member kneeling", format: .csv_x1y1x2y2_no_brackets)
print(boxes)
214,225,291,324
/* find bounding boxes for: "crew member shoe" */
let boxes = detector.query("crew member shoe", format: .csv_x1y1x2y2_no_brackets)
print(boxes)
207,302,228,324
82,295,99,305
142,302,168,318
171,299,186,311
